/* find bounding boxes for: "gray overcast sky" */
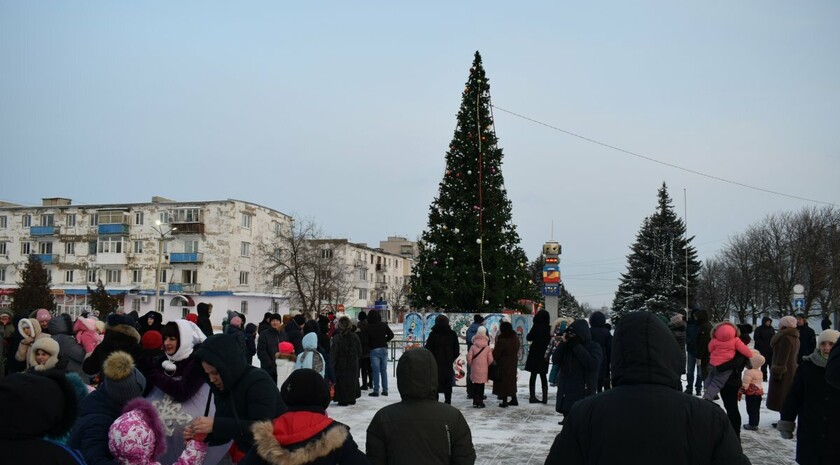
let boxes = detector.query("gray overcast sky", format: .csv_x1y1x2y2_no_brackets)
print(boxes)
2,2,838,308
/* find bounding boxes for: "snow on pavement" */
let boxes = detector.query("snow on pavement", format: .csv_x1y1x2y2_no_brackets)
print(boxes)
326,364,797,464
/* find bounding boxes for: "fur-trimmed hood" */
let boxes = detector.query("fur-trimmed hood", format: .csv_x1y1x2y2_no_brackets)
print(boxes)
251,413,349,465
29,337,61,371
107,398,168,464
18,318,41,340
73,316,98,333
106,322,142,344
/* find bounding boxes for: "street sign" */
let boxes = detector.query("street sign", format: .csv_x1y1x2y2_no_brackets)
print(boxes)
794,298,805,310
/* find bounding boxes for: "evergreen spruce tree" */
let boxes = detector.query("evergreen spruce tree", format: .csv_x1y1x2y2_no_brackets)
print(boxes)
612,183,701,322
409,51,532,312
87,279,122,322
10,255,55,318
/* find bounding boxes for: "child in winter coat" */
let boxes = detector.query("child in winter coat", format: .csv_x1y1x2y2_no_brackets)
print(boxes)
16,318,51,369
108,397,207,465
466,326,494,408
275,341,296,389
546,318,570,386
74,316,103,354
739,349,765,431
27,337,63,373
703,321,754,401
294,332,326,377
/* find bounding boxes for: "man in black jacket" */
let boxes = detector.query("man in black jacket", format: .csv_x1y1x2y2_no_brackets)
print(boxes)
367,348,475,465
545,311,750,465
189,334,286,459
256,314,287,383
694,309,713,392
796,314,817,364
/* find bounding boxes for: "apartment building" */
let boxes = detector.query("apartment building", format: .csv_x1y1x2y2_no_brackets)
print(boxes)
0,197,293,327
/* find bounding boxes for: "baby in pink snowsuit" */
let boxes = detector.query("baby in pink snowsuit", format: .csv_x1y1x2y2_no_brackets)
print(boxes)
702,321,754,400
74,317,103,354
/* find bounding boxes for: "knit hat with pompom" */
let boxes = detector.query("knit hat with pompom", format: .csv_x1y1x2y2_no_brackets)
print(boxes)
102,351,146,406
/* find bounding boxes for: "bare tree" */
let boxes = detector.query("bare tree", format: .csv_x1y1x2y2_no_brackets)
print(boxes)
259,219,353,317
695,257,733,322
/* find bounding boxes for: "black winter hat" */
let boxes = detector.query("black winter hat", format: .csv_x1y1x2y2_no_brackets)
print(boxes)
280,368,330,413
474,314,485,324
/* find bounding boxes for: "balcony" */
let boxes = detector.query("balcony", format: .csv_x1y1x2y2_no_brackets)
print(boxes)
353,259,366,268
168,283,201,293
30,226,58,236
171,222,205,235
169,252,204,264
98,224,129,235
33,254,58,264
96,252,127,266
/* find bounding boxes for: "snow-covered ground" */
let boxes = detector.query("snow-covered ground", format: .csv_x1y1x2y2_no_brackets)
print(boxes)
327,362,797,464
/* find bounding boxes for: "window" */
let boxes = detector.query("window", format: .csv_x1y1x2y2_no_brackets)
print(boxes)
132,269,142,283
322,249,333,259
87,269,98,283
0,216,6,228
158,299,164,312
358,288,368,300
98,236,125,254
241,213,252,229
106,269,121,284
66,214,76,227
172,208,201,222
240,242,250,257
359,268,367,280
65,270,74,283
134,211,144,225
0,242,7,256
97,211,127,224
21,242,31,255
65,242,75,255
90,214,99,226
272,274,283,287
240,301,249,314
23,214,32,227
131,299,140,313
133,241,143,254
41,214,54,227
159,211,169,224
38,242,53,254
182,269,197,284
0,268,5,282
239,271,249,285
88,241,97,255
273,222,281,236
185,240,199,254
273,248,281,260
159,269,168,283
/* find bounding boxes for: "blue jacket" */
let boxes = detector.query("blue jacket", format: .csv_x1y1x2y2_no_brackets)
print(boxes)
68,388,122,465
465,322,482,348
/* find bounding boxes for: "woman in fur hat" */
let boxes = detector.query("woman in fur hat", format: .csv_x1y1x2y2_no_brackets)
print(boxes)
83,313,142,378
26,337,66,373
767,316,800,416
777,329,840,464
108,397,207,465
330,316,362,406
241,368,368,465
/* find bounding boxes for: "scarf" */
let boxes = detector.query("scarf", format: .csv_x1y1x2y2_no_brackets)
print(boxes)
805,349,828,368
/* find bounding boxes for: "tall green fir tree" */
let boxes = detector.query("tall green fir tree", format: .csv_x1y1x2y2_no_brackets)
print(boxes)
611,183,701,322
409,51,532,312
87,279,123,322
11,255,55,317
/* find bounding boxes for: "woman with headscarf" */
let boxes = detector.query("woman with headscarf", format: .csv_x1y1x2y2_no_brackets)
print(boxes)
144,320,230,465
330,316,362,406
493,320,521,408
424,315,460,404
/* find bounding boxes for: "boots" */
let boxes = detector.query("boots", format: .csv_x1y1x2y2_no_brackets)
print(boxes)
541,376,549,404
529,384,539,403
508,396,519,406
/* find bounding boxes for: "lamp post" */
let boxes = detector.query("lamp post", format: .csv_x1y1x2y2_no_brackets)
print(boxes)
152,220,176,315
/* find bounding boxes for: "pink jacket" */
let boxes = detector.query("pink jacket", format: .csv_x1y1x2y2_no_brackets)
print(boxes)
467,334,494,384
108,398,207,465
74,317,102,354
708,322,754,367
741,350,765,394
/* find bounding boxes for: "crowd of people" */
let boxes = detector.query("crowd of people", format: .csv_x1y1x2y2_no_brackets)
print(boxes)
1,303,838,464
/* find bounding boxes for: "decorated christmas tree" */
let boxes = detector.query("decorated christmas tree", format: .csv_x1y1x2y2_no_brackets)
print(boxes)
409,51,532,312
611,183,701,322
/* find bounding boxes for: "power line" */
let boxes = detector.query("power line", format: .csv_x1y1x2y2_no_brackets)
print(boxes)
491,105,837,207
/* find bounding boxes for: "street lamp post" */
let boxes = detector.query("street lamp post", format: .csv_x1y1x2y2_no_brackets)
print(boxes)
152,220,176,315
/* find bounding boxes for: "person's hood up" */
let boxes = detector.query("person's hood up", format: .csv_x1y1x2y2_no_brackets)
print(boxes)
164,320,207,366
301,332,318,350
611,311,681,390
396,348,438,401
712,322,738,342
761,316,773,326
285,319,302,334
749,351,765,369
0,307,13,321
588,311,606,328
73,317,98,333
108,398,167,463
245,323,258,335
569,319,592,344
197,303,211,318
0,371,78,440
472,333,489,349
29,337,61,371
694,309,709,324
251,413,347,465
47,313,73,336
194,334,248,392
140,311,163,329
367,310,382,324
18,318,41,339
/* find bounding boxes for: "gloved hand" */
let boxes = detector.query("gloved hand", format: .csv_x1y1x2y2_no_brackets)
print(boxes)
777,420,795,439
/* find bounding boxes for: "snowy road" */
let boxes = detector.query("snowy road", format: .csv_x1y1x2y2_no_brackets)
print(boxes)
327,367,797,464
